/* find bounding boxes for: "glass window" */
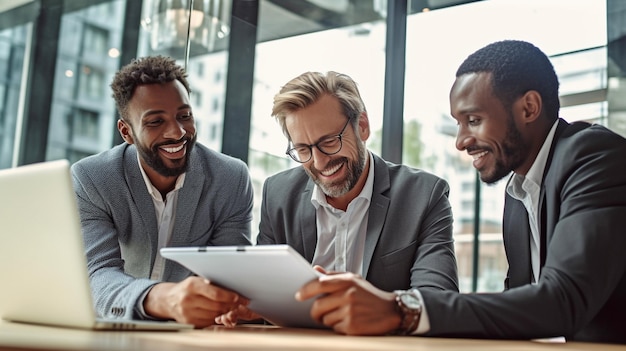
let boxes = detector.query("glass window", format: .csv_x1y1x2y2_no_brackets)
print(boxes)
83,24,109,57
78,65,105,99
139,0,232,152
72,108,99,140
191,90,202,108
0,36,9,79
0,24,29,169
404,0,607,292
46,0,126,162
0,0,619,292
248,1,388,241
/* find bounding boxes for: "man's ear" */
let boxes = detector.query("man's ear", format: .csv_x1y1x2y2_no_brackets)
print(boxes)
117,119,134,144
521,90,542,124
357,112,370,141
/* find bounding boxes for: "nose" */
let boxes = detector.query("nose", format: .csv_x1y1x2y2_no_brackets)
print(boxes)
455,126,473,151
163,119,186,140
310,146,329,169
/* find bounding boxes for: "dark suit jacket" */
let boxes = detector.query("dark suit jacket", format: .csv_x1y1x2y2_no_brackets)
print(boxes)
257,153,459,293
420,119,626,343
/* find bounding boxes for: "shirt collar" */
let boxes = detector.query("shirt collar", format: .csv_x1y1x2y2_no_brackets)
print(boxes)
507,120,559,196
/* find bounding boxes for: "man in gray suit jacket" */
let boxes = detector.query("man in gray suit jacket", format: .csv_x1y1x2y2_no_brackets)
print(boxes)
215,71,458,332
296,41,626,343
71,56,253,327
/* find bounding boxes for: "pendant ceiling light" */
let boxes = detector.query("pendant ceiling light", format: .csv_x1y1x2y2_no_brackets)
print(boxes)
142,0,231,60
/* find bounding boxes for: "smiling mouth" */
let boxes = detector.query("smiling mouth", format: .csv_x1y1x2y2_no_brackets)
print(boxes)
320,162,343,177
160,140,187,154
471,150,488,161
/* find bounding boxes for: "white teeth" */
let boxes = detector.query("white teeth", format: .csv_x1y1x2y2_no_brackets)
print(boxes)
161,141,186,153
472,151,488,160
321,163,342,176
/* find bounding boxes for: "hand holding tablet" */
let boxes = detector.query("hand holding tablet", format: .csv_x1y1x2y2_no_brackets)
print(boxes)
160,245,326,328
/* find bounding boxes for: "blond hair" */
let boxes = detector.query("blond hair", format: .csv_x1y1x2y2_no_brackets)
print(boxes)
271,71,366,140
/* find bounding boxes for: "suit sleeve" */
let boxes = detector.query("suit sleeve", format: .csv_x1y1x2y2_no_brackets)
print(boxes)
409,177,459,293
257,176,279,245
255,169,313,254
70,162,156,320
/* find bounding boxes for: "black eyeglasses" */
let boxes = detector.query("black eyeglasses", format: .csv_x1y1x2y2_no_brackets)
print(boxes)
286,118,352,163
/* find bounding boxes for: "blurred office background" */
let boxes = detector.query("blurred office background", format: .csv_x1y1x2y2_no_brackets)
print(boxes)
1,0,623,293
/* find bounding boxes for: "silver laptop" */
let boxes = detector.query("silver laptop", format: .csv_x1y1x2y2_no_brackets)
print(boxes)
0,160,192,331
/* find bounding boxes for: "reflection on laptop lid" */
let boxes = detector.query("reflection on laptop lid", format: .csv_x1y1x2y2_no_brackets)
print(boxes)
0,160,191,331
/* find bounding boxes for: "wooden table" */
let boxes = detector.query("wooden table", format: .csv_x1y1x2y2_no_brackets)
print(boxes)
1,320,624,351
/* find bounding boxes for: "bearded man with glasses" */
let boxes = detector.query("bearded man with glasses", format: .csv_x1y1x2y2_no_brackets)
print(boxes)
219,71,459,334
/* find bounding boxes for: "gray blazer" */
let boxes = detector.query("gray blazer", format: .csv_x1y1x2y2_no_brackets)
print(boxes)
257,153,459,293
71,143,253,320
421,119,626,343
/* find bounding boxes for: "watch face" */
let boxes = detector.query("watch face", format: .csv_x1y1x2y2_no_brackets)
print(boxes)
400,293,421,309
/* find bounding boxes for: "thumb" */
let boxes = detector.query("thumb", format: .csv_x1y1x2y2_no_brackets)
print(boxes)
313,265,328,274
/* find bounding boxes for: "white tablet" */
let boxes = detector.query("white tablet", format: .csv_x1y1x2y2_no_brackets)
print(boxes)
160,245,325,329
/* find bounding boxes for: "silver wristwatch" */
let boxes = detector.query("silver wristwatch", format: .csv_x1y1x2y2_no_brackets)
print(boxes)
393,289,422,335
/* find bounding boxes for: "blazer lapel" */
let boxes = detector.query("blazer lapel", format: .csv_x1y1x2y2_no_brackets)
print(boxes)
299,181,317,262
362,155,390,278
123,146,159,266
171,150,203,245
503,192,532,288
537,119,569,270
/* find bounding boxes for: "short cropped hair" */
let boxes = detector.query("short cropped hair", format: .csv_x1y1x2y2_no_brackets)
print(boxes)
272,71,366,140
110,55,191,121
456,40,560,122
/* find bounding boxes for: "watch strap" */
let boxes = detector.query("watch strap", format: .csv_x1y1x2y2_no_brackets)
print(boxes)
393,289,422,335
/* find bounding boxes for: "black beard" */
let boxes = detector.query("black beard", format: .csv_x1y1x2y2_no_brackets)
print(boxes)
135,134,196,178
481,114,527,184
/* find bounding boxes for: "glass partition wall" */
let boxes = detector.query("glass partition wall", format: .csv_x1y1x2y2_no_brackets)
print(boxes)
0,23,29,169
0,0,617,292
402,0,608,292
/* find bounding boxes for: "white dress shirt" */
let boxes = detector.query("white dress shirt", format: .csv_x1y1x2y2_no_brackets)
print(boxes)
310,152,374,276
136,154,186,280
506,120,558,284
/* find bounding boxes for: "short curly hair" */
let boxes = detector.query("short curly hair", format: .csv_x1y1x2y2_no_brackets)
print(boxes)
110,55,191,121
456,40,560,122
